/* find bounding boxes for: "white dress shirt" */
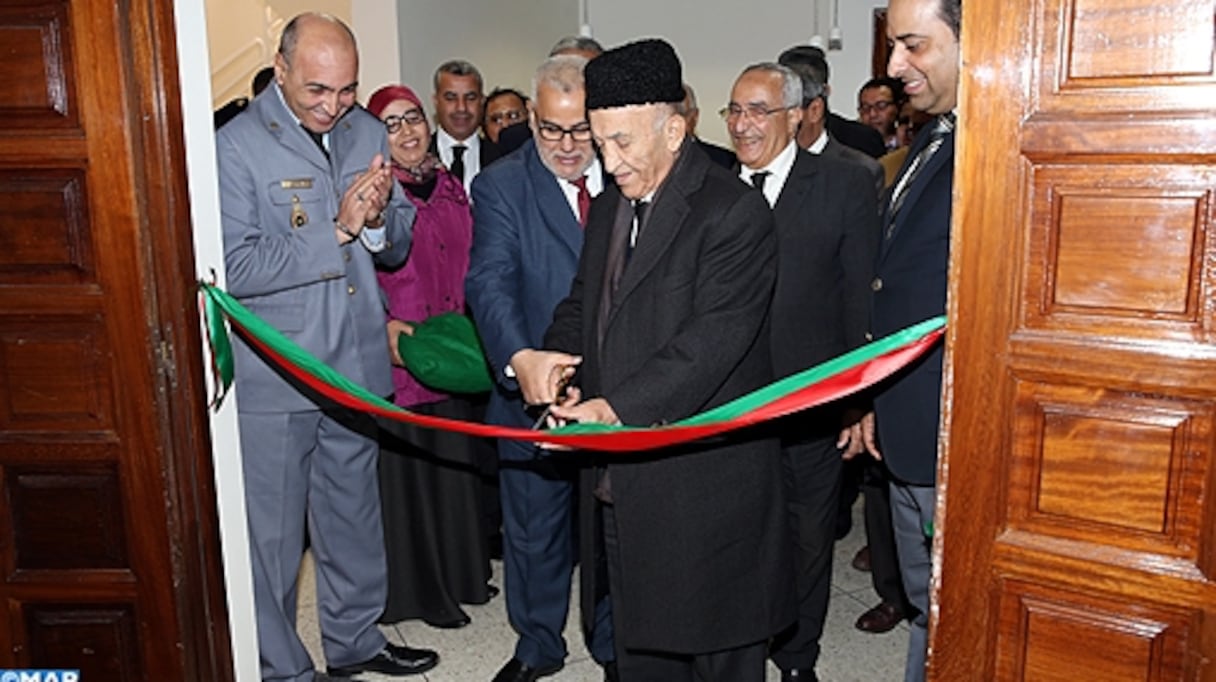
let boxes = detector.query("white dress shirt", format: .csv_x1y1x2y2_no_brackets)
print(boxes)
806,129,830,155
738,140,798,208
436,126,483,195
556,158,604,221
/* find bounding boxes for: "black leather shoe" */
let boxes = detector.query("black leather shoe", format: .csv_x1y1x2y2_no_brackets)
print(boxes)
602,660,619,682
855,601,905,633
851,545,872,572
491,657,562,682
781,668,819,682
423,608,471,629
327,642,439,677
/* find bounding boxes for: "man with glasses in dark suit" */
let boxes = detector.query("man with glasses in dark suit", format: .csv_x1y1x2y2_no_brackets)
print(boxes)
466,54,616,682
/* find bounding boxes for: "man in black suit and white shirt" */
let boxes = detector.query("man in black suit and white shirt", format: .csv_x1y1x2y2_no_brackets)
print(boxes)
783,61,884,199
430,59,501,194
785,46,911,640
778,46,886,159
727,62,877,682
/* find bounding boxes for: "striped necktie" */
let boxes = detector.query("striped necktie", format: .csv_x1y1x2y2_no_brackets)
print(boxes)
886,114,955,239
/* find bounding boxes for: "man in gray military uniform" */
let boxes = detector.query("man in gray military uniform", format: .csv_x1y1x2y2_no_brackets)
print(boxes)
216,12,437,681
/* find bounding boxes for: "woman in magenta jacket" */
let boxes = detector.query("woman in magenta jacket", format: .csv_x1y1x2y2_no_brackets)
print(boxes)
367,84,494,629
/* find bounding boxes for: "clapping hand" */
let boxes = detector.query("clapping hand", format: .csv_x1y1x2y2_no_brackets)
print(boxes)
336,154,393,242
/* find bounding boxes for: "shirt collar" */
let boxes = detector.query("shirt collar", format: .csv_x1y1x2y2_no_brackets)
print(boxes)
738,140,798,208
437,126,480,152
737,140,798,181
584,158,604,196
807,129,829,155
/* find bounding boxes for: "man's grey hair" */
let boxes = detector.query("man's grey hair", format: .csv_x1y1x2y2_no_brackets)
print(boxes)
278,13,356,65
740,62,803,109
777,46,830,107
549,35,605,57
675,83,698,116
532,55,589,102
433,59,484,93
782,62,827,108
651,102,679,132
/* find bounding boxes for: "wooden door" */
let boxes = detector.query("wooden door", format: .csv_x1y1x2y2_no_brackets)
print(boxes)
934,0,1216,679
0,0,233,679
871,9,889,79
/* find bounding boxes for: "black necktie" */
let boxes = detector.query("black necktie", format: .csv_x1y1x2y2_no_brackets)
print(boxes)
750,171,771,192
625,200,649,266
887,114,954,238
303,126,328,162
450,144,467,184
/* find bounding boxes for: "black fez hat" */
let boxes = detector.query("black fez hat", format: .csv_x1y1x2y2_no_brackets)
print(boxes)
585,38,685,110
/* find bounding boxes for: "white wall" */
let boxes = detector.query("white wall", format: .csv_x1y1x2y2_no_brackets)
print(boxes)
353,0,402,95
204,0,353,107
391,0,887,146
393,0,577,105
588,0,886,146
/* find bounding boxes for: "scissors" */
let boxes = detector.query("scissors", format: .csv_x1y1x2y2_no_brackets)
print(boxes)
530,368,576,430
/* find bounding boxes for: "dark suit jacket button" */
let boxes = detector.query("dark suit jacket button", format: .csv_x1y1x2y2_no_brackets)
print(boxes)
871,277,883,292
865,332,874,342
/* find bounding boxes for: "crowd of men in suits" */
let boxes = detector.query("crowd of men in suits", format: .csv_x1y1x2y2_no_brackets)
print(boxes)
215,0,961,679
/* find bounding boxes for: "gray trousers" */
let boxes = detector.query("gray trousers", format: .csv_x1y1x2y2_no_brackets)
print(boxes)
240,410,388,681
890,480,936,682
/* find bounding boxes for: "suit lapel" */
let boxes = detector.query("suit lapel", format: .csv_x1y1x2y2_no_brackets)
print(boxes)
525,143,582,259
772,150,817,228
879,129,955,261
604,143,705,329
820,137,841,161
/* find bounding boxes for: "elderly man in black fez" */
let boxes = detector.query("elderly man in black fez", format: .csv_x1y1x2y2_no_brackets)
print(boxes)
514,38,795,681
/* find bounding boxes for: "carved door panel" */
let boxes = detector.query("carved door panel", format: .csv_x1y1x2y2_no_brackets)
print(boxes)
0,0,231,679
934,0,1216,680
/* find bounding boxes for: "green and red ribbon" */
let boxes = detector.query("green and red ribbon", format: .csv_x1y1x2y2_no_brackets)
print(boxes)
200,283,943,452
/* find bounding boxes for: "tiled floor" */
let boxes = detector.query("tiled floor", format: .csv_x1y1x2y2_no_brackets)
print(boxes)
297,500,907,681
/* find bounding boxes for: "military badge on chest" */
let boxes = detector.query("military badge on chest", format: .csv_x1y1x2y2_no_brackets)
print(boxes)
279,178,315,229
290,195,308,228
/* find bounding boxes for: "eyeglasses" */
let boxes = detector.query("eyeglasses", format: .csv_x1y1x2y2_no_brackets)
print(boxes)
383,109,426,133
488,109,526,126
858,100,895,115
536,121,593,142
718,103,791,124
